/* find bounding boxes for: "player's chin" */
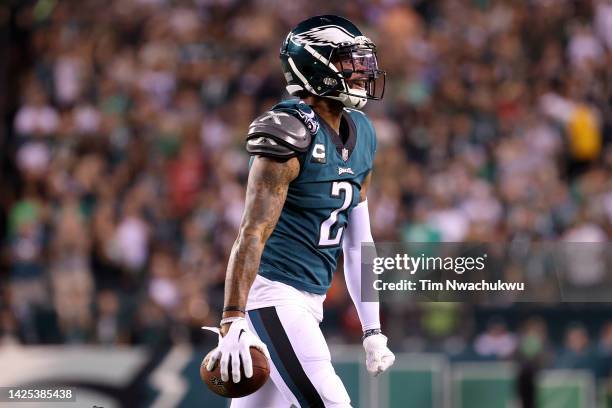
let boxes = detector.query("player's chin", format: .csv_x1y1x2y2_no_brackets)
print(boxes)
350,84,366,91
348,79,367,91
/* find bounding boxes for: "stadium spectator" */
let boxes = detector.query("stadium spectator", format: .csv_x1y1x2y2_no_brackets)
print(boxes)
555,324,597,370
474,318,517,359
597,321,612,378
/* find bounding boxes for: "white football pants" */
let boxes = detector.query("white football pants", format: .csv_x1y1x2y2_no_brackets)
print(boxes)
230,276,352,408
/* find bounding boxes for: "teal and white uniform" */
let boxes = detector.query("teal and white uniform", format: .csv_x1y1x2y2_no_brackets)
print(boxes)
256,100,376,294
237,99,377,408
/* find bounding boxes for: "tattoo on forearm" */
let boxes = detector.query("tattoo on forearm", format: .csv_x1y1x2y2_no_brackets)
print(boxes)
223,156,299,312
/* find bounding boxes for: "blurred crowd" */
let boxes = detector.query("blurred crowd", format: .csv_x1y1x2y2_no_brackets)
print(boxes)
1,0,612,379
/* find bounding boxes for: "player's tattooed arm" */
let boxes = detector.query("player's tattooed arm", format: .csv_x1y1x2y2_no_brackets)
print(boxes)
220,156,300,335
360,171,372,202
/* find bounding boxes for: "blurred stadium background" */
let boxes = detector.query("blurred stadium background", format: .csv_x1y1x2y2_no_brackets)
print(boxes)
1,0,612,407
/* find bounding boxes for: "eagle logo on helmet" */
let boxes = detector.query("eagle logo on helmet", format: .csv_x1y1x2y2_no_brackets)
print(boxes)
281,16,386,109
291,25,355,46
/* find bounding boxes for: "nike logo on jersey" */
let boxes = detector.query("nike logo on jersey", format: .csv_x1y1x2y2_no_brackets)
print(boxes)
311,143,326,164
338,167,354,175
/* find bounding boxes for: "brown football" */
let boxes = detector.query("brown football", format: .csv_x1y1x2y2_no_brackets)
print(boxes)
200,347,270,398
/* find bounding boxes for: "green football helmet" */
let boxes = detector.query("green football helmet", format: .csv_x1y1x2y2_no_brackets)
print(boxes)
280,15,385,109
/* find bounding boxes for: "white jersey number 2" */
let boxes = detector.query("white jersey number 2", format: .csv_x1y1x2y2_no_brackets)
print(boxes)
318,181,353,246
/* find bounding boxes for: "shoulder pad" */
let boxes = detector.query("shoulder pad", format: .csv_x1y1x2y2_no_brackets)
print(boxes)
245,135,298,159
246,111,312,155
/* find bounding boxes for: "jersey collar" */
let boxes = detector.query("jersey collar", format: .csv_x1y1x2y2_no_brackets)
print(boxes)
316,110,356,162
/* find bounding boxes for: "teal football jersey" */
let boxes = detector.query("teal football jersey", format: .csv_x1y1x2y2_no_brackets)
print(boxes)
253,100,377,295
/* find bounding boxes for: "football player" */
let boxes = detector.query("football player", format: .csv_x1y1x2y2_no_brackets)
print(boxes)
205,15,395,407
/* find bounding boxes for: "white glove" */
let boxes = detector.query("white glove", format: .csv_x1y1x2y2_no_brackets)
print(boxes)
203,318,270,383
363,333,395,376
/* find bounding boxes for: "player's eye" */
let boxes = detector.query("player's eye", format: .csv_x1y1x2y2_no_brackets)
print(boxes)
352,50,377,72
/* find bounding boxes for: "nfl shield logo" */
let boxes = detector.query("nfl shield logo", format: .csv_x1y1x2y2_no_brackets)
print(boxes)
342,148,349,161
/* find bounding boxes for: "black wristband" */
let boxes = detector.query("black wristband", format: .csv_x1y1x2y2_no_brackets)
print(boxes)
223,306,246,314
362,328,382,341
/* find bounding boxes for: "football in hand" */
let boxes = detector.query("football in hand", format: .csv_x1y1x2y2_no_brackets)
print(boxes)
200,347,270,398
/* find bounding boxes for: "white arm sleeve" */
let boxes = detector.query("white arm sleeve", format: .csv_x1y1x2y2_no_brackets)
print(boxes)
342,199,381,331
